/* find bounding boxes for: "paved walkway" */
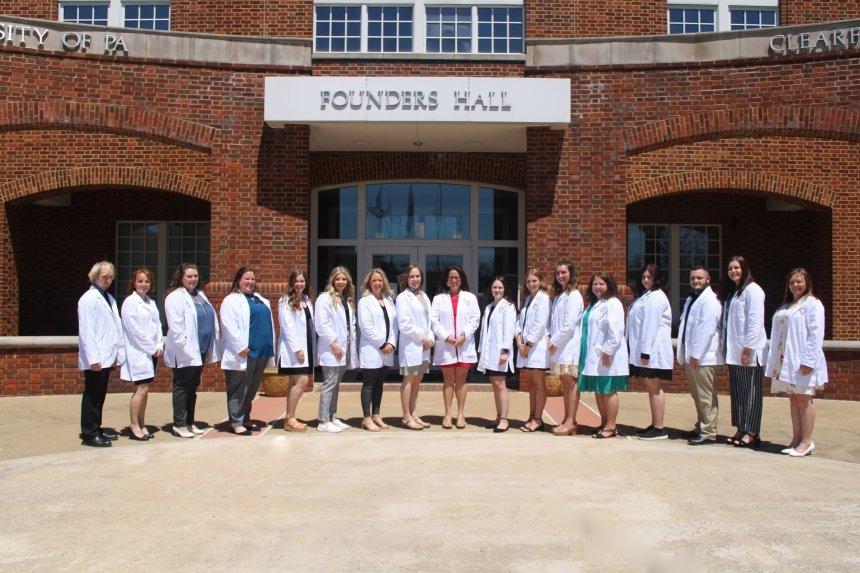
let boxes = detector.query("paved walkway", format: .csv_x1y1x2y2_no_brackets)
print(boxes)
1,388,859,571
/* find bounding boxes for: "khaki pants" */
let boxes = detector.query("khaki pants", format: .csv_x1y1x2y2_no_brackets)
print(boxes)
686,364,721,439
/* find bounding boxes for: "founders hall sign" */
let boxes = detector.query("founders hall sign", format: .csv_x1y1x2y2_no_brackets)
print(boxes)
264,77,571,127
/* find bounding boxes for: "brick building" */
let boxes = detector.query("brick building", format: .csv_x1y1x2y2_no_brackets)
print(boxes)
0,1,858,398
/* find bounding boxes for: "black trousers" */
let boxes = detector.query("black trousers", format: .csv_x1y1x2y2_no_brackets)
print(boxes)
361,366,388,417
81,368,112,439
172,361,204,427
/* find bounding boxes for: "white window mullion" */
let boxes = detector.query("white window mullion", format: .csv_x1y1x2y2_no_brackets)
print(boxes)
360,4,368,52
471,5,478,54
414,0,427,53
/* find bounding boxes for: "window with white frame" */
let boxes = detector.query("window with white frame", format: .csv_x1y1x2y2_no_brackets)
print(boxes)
59,1,171,30
368,6,414,52
627,223,721,331
314,1,524,55
62,3,110,26
667,1,778,34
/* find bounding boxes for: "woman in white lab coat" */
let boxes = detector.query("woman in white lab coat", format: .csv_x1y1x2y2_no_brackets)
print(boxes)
220,267,276,435
120,268,163,441
719,255,766,448
314,266,357,433
395,264,436,430
765,268,828,457
357,268,398,432
579,272,629,439
626,263,673,441
432,265,480,429
164,263,220,439
547,261,584,436
277,269,315,432
516,269,551,433
477,277,517,433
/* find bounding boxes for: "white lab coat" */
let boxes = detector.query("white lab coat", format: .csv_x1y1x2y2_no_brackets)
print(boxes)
626,289,674,369
120,291,163,381
220,291,276,371
548,289,584,367
723,282,766,366
77,285,125,370
396,289,436,367
277,294,315,369
580,297,629,377
164,288,220,368
357,294,398,368
516,290,550,369
477,298,516,374
676,286,724,366
765,296,828,387
314,292,357,368
431,290,480,365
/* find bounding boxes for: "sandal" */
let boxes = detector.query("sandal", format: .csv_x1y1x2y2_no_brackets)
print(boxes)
727,430,744,445
285,418,307,432
455,415,466,429
371,416,390,429
521,421,544,433
442,415,453,430
361,419,381,432
734,433,761,449
592,429,617,439
413,417,431,429
552,425,576,436
402,417,423,431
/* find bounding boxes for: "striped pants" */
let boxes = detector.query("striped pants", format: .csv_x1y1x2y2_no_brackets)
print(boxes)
728,364,764,434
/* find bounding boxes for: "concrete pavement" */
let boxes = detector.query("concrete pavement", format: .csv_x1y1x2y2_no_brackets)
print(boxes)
1,387,859,572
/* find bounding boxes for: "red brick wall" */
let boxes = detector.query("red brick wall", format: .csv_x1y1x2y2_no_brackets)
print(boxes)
526,0,665,39
0,2,53,20
781,2,860,26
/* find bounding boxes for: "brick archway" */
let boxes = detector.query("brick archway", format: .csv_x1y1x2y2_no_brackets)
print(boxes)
0,101,217,152
626,170,833,207
0,167,213,203
623,106,860,156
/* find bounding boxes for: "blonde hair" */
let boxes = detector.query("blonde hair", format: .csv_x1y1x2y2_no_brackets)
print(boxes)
87,261,115,283
361,268,393,299
324,266,355,308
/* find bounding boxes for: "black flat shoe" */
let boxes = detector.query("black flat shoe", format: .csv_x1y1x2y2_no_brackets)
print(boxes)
493,420,509,433
129,432,150,441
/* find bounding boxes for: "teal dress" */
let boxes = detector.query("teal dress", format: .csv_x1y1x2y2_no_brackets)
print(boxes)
578,304,628,394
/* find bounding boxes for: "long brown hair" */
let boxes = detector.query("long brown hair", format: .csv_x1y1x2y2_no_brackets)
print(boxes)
282,269,314,311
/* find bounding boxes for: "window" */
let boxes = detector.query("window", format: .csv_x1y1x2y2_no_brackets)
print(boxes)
116,221,210,306
125,3,171,30
426,6,472,53
313,182,522,298
667,1,778,34
314,5,362,52
478,7,523,54
59,1,171,30
368,6,413,52
314,1,524,55
62,3,110,26
730,8,776,30
668,7,716,34
627,223,721,329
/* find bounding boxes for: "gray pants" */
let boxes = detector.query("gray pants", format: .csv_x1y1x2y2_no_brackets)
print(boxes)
319,365,347,422
225,357,268,428
686,363,720,438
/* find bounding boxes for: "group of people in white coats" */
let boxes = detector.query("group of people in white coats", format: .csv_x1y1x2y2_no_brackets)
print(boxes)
78,256,828,455
670,257,827,456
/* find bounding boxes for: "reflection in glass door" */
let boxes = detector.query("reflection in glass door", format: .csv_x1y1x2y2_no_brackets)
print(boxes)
365,248,469,298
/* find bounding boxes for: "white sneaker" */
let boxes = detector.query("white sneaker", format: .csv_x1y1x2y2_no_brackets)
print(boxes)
317,422,343,433
188,425,204,435
332,419,349,430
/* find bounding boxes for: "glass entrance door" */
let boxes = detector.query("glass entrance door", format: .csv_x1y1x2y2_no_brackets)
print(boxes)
365,247,471,297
